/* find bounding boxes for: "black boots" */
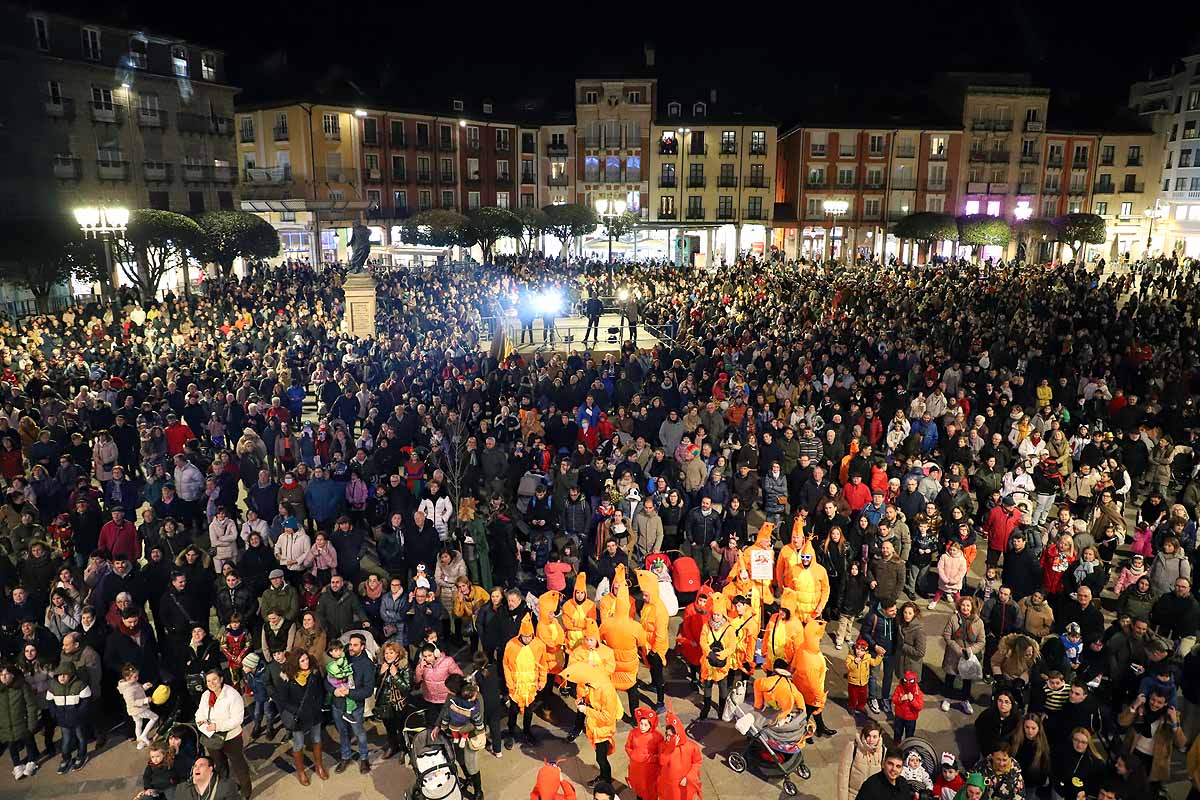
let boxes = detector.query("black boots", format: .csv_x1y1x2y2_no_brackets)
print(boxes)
814,712,837,737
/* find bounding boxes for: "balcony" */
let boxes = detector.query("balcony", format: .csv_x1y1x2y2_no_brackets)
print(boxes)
1071,159,1089,169
521,172,536,185
414,138,432,151
967,181,988,194
971,120,993,131
273,126,289,142
687,175,706,188
1068,184,1087,196
659,142,678,155
438,170,455,184
324,129,342,142
138,108,165,128
868,149,886,159
547,174,569,186
717,175,738,188
128,51,148,70
989,150,1011,162
1019,152,1040,164
1017,182,1038,194
522,139,536,155
743,207,768,221
496,141,511,153
496,174,513,187
1042,185,1061,195
891,179,917,190
214,164,236,183
688,145,708,157
52,156,79,179
863,210,883,221
968,150,989,163
925,181,947,192
91,103,123,124
685,207,705,220
316,167,352,183
1127,157,1143,167
391,135,407,149
1093,182,1115,194
864,180,885,190
992,120,1014,131
658,209,677,220
239,128,255,144
143,161,171,181
243,165,291,185
895,146,916,158
416,171,432,184
929,151,948,161
1121,182,1146,193
1099,156,1114,167
749,145,768,156
716,208,736,220
835,181,858,190
465,173,481,185
584,137,601,150
438,139,456,152
182,163,207,182
464,139,481,152
746,176,770,189
177,113,233,136
96,159,129,180
45,96,75,119
546,142,568,157
363,135,380,148
1047,155,1063,167
392,170,407,182
1024,120,1044,132
988,182,1010,194
719,143,738,155
366,168,383,183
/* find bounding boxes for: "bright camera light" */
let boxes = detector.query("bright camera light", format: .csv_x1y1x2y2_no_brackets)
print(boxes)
535,290,562,315
617,289,630,302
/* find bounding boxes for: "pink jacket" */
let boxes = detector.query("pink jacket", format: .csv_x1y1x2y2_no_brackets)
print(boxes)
413,653,463,705
937,552,968,593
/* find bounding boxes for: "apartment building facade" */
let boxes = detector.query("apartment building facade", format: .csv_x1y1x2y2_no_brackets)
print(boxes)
1130,53,1200,257
539,120,576,208
27,10,238,217
574,77,655,220
960,85,1050,225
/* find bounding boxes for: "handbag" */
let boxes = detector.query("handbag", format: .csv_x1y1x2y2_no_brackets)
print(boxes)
466,730,487,751
199,731,226,751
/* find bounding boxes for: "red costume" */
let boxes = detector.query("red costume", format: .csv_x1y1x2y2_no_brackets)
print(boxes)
658,709,701,800
625,707,664,800
676,586,713,667
530,761,577,800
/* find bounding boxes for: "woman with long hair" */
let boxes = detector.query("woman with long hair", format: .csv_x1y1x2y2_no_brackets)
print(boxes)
819,526,849,620
276,649,328,784
1009,713,1051,794
1052,727,1106,800
375,641,412,764
294,610,328,667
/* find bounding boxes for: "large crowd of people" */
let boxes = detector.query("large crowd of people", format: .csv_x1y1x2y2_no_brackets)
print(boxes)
1,250,1200,800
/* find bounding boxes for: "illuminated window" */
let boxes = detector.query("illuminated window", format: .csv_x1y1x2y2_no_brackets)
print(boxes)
986,200,1000,216
129,37,148,69
82,27,101,61
964,200,980,215
585,91,598,105
172,46,188,76
201,52,216,81
1095,202,1107,215
1120,202,1133,217
496,192,509,209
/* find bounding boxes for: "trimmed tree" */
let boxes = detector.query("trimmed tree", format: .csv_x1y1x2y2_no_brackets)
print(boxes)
399,209,467,248
957,214,1011,261
602,210,640,242
513,207,548,258
892,212,957,263
459,207,521,263
0,217,80,313
1013,218,1061,263
542,203,598,256
112,210,203,303
196,211,280,279
1053,213,1106,261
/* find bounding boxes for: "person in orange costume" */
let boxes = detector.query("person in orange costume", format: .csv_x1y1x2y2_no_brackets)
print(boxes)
658,707,701,800
625,706,664,800
792,617,837,738
560,661,622,788
788,542,830,619
601,584,647,713
536,589,567,713
502,613,548,744
740,523,776,604
636,570,669,711
775,518,807,590
564,619,614,742
598,564,637,621
761,588,804,669
698,592,736,721
561,572,597,651
530,760,577,800
675,585,713,688
754,659,808,724
728,593,761,685
721,565,762,623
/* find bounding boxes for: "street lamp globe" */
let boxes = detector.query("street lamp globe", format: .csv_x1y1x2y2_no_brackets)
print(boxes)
594,198,607,215
107,207,130,229
612,199,626,215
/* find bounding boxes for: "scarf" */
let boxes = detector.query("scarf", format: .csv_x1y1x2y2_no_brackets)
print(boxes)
295,669,310,687
362,581,384,601
1134,704,1166,738
1073,559,1097,582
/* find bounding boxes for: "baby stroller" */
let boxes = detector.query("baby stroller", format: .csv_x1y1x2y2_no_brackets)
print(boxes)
721,680,812,796
664,549,700,607
896,737,939,800
404,709,463,800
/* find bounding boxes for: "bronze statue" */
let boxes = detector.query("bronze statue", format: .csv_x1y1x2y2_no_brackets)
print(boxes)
348,221,371,273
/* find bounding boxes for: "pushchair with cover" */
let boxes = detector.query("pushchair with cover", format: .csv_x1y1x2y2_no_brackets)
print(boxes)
721,680,813,796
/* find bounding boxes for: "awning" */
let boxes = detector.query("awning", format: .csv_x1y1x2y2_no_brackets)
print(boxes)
240,199,371,214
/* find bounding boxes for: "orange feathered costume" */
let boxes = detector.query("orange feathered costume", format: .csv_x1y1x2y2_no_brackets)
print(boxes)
761,589,804,669
561,573,597,651
729,596,761,674
600,584,647,691
741,523,776,600
567,619,615,699
699,593,736,683
753,670,808,724
788,541,830,619
658,709,702,800
625,706,664,800
775,519,807,589
502,614,548,711
598,564,636,621
560,661,621,749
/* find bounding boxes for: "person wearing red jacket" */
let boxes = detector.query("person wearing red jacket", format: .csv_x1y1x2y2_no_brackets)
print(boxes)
625,707,663,800
97,508,139,561
657,709,701,800
890,670,924,742
983,497,1022,566
675,586,712,688
164,416,194,457
842,475,872,512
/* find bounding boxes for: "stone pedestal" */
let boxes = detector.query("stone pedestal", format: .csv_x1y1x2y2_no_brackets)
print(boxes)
342,273,378,339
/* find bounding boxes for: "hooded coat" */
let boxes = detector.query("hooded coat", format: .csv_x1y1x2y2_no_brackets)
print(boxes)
742,523,777,600
658,710,702,800
792,618,828,711
561,573,597,651
762,590,804,668
753,671,806,723
530,761,577,800
637,570,670,659
561,661,621,748
625,707,664,800
790,541,831,618
536,590,567,677
502,614,548,710
601,587,647,691
676,586,713,667
699,594,736,682
567,620,616,697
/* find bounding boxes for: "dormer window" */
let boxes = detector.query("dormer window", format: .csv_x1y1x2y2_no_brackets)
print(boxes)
483,103,493,114
693,102,706,116
667,101,681,117
584,90,598,104
129,37,148,69
452,99,464,111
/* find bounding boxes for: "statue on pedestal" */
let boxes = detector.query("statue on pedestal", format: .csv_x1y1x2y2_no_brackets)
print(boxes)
348,221,371,273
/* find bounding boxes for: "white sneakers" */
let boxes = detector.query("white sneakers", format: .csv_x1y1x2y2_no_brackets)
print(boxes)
12,766,21,780
927,601,938,610
16,761,37,779
137,740,148,750
940,699,951,712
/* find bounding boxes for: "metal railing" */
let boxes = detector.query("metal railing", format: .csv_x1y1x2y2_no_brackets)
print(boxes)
745,176,770,188
658,176,677,188
439,171,456,183
1020,153,1040,164
1093,182,1115,194
239,127,255,143
138,108,166,128
547,175,569,186
91,103,124,124
52,156,80,179
749,145,768,156
243,165,291,184
717,175,738,187
688,145,708,156
273,126,289,141
719,143,738,155
96,159,129,180
687,175,706,188
685,207,705,219
742,207,767,220
143,161,171,181
521,172,536,184
895,146,916,158
546,143,568,156
716,208,736,220
657,209,677,220
45,97,76,119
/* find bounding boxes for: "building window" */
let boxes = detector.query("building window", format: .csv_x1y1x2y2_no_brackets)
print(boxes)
171,45,188,76
810,133,827,157
1127,145,1142,165
1181,150,1193,168
667,101,680,116
808,167,825,186
441,190,454,208
366,154,380,173
584,156,599,182
1120,201,1133,217
452,99,464,111
239,116,254,142
391,155,405,180
419,190,432,210
1190,90,1200,111
1178,177,1188,191
32,16,48,51
275,111,289,139
92,86,114,110
1072,145,1089,165
866,168,882,188
323,113,340,139
466,158,479,180
864,198,881,217
521,193,534,208
82,27,101,61
606,156,621,182
1096,202,1107,215
1185,122,1198,139
686,196,703,216
438,125,452,149
482,103,493,115
394,191,407,211
840,138,856,158
496,129,510,151
415,122,430,146
837,168,854,186
585,91,598,104
129,37,148,69
718,196,733,217
627,90,641,104
748,196,763,217
868,134,885,155
927,196,944,213
930,136,947,157
720,130,737,153
468,191,480,209
497,160,510,179
693,102,706,116
189,192,205,214
964,200,980,215
362,118,379,146
986,200,1000,216
390,120,405,146
366,189,381,209
466,126,480,149
496,191,509,209
750,131,766,154
201,52,216,81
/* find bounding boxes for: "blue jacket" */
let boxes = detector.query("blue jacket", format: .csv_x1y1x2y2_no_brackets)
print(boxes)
45,676,91,728
285,385,306,416
859,604,897,656
305,478,344,522
331,651,376,712
576,403,601,430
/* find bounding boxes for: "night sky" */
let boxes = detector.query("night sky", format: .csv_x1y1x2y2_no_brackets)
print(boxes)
35,0,1200,123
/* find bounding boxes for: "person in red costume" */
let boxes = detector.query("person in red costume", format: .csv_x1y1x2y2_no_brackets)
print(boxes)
530,760,577,800
625,707,664,800
658,707,701,800
676,585,713,688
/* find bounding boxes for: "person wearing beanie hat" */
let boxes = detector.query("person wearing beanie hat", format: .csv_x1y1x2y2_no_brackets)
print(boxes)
502,613,547,744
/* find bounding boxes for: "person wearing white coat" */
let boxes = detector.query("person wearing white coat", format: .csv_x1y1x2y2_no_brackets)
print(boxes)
207,508,239,573
418,489,454,541
274,525,312,581
195,671,252,799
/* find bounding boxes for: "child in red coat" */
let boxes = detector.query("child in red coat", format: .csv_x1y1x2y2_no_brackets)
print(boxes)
890,669,924,741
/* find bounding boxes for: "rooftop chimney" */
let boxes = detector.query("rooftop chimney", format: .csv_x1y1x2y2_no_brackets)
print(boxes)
644,43,655,68
710,89,717,105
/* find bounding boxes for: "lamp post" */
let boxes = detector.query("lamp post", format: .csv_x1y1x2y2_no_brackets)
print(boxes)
74,205,129,302
822,199,848,263
594,197,626,289
1145,202,1165,255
